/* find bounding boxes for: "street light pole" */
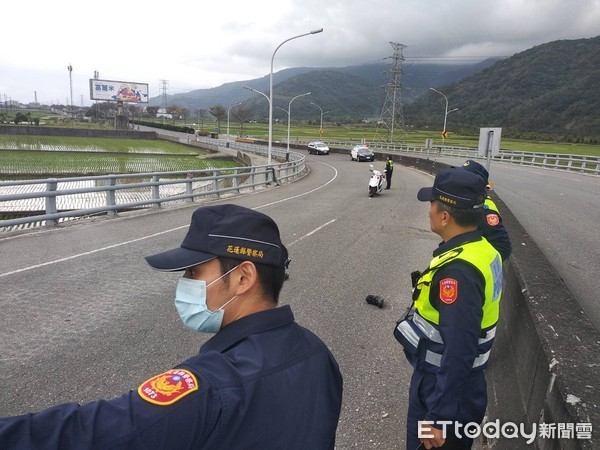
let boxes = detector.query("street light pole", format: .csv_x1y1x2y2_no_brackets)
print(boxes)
268,28,323,165
429,87,458,145
310,102,330,137
67,64,73,119
243,85,271,143
227,102,242,139
285,92,311,160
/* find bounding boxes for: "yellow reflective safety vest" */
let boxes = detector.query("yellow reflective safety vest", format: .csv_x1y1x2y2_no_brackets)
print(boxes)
395,238,502,372
484,195,499,214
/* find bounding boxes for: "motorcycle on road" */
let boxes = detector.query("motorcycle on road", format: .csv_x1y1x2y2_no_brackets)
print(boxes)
368,164,385,197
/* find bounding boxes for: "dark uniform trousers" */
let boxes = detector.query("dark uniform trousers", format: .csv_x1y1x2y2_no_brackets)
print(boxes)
407,370,487,449
385,163,393,189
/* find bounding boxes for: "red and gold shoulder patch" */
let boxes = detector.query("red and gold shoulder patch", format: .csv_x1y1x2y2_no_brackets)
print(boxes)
486,213,500,227
439,278,458,304
138,369,199,406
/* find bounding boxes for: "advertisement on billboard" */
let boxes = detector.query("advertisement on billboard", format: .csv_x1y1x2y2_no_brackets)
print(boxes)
89,79,149,103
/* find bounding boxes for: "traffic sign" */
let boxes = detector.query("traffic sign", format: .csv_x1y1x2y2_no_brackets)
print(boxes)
319,129,324,135
441,131,448,138
477,128,502,157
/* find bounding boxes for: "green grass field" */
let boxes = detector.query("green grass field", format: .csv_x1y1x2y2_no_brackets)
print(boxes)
0,135,238,177
3,116,599,163
0,151,239,176
0,136,206,155
192,120,600,156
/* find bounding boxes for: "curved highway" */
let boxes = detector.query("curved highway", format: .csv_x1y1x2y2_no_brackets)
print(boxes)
0,150,598,448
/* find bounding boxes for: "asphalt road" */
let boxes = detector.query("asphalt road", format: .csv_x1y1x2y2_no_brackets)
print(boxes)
0,153,436,448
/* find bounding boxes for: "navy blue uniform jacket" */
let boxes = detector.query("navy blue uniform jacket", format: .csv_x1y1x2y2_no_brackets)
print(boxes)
0,305,343,449
419,231,490,424
480,197,512,261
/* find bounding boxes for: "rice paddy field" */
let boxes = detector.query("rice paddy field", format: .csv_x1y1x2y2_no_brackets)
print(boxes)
0,136,240,177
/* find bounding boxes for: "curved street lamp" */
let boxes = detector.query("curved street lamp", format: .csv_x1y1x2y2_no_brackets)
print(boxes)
309,102,330,137
243,84,270,143
283,92,311,160
243,84,270,104
429,87,458,144
226,102,242,139
268,28,323,165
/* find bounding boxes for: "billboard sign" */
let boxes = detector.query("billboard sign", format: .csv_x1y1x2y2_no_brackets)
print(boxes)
89,79,149,103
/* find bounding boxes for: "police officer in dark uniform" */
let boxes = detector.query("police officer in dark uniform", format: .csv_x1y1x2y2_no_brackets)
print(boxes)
394,169,503,449
385,155,394,189
0,204,343,449
460,160,512,261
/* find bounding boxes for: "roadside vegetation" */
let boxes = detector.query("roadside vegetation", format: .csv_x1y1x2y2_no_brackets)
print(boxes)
157,118,600,156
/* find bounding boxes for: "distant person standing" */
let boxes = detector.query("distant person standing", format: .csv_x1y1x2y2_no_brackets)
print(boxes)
385,155,394,189
460,160,512,261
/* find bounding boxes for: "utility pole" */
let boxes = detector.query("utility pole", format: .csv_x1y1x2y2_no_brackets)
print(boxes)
94,70,99,121
374,42,406,144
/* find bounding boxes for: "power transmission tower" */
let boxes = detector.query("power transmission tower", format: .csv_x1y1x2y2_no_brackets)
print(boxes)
159,80,169,123
374,42,406,144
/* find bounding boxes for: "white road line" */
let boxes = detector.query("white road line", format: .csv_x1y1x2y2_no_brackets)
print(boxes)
287,219,337,248
253,161,338,209
0,161,339,278
0,228,187,278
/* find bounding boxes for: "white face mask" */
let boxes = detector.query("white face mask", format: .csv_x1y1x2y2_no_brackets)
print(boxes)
174,265,239,333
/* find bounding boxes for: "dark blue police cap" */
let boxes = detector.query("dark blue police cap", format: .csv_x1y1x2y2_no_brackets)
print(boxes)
461,160,489,184
417,168,486,209
145,204,284,271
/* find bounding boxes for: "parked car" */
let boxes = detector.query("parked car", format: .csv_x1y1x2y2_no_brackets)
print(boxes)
307,141,330,155
351,145,375,162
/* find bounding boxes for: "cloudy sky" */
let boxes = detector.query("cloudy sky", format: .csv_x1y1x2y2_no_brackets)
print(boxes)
2,0,598,106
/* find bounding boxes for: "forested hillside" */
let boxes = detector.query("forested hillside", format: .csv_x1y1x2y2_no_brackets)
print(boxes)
405,36,600,141
152,36,599,140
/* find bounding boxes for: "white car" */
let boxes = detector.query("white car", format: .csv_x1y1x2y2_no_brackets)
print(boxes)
351,145,375,162
307,141,330,155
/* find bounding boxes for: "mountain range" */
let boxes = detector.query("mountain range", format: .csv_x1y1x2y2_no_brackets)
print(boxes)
150,36,600,139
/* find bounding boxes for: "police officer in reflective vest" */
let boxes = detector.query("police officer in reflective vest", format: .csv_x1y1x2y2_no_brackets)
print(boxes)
460,160,512,261
394,168,503,449
385,155,394,189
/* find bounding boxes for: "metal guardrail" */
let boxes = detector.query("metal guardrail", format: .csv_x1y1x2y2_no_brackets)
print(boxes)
315,138,600,175
0,145,306,231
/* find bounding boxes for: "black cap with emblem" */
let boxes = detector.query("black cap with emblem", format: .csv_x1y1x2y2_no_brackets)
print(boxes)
417,168,486,209
461,159,490,185
145,204,284,271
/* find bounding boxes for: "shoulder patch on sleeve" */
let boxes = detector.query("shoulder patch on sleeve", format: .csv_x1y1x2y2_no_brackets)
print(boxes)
138,369,199,406
486,213,500,227
439,278,458,304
